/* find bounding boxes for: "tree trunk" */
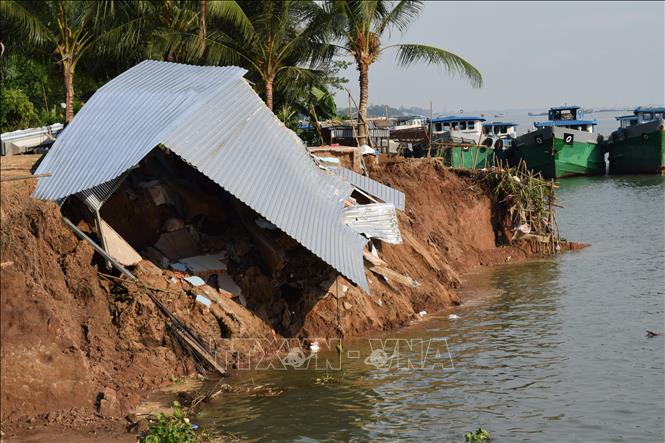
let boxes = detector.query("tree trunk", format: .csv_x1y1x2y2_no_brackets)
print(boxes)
198,0,207,60
265,77,274,111
357,61,369,146
63,57,75,123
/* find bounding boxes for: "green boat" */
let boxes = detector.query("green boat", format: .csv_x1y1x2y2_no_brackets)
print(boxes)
430,117,518,169
512,106,605,178
441,144,495,169
606,107,665,175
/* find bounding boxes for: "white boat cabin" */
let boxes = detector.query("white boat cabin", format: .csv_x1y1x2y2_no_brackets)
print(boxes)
632,106,665,124
614,107,664,131
616,115,639,129
392,116,425,131
482,122,517,138
431,116,486,144
534,106,596,133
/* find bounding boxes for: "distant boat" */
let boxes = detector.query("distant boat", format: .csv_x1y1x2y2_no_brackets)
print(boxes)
528,111,548,117
391,115,425,131
513,106,604,178
494,113,505,118
606,106,664,175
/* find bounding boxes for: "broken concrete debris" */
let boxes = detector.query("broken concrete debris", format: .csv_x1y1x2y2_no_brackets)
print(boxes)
179,252,228,276
155,228,201,261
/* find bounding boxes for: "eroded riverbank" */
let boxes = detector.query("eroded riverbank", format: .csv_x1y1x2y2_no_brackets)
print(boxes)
190,174,665,442
1,155,570,439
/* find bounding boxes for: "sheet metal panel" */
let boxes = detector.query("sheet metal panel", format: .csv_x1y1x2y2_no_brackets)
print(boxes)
334,167,405,211
77,174,127,211
343,203,402,244
32,60,369,291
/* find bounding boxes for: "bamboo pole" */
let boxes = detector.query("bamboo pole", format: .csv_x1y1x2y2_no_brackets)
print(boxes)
63,217,226,376
0,173,51,182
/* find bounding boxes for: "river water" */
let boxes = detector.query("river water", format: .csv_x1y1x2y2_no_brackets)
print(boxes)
200,175,665,442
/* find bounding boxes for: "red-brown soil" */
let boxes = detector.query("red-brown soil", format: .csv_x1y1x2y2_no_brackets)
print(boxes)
0,155,573,438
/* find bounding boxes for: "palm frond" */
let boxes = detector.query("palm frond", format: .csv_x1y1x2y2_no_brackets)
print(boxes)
391,43,483,88
203,30,258,70
376,0,423,34
207,0,256,39
0,0,52,47
94,12,160,58
275,65,324,89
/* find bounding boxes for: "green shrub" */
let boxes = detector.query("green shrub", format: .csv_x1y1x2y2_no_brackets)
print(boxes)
465,427,490,442
314,373,336,385
141,401,199,443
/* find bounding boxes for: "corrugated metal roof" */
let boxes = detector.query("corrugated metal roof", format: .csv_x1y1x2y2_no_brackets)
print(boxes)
333,167,405,211
78,174,127,212
33,60,369,291
343,203,402,244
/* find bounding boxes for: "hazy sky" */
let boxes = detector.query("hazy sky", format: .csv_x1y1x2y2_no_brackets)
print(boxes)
332,1,665,111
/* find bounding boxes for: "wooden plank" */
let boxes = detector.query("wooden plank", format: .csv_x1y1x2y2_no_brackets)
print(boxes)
363,250,386,267
100,219,142,266
369,265,419,288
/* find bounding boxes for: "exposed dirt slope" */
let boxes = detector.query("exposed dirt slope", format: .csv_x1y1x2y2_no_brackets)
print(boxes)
297,158,539,338
1,156,554,436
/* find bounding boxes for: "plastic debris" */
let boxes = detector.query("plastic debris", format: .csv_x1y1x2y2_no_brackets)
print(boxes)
184,276,206,286
359,144,376,155
517,223,531,234
448,314,460,320
195,295,212,307
310,341,320,352
419,310,427,318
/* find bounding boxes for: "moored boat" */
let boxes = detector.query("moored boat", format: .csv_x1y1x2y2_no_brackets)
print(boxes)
430,116,492,168
481,121,518,164
606,106,665,175
512,106,604,178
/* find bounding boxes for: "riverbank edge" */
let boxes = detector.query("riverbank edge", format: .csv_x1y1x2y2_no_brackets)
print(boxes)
0,156,583,440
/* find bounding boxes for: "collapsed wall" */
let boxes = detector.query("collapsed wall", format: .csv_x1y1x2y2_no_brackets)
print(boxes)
0,156,549,432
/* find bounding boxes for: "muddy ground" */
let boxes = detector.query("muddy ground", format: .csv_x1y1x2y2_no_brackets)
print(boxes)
0,154,576,438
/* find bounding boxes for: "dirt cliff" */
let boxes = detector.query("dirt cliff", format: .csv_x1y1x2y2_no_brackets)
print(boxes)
1,155,557,436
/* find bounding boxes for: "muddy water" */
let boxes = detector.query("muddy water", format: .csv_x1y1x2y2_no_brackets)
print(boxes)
199,175,665,442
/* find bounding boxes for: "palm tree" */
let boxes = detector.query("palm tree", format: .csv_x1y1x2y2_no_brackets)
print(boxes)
324,0,483,145
200,0,333,111
0,0,150,123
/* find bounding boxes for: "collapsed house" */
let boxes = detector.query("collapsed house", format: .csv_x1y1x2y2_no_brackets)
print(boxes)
32,60,407,330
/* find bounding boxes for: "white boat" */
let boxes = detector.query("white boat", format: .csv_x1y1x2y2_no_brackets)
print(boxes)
392,115,425,131
431,116,486,144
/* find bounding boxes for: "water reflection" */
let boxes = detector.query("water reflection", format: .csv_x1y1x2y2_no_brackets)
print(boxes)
200,176,664,442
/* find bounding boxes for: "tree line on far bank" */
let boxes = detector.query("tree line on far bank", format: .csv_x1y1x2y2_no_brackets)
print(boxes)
0,0,482,144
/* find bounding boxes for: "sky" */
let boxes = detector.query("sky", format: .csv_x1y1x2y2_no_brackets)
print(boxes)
332,1,665,112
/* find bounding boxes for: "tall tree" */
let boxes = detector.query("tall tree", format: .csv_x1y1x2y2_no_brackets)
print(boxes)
324,0,483,144
201,0,333,111
0,0,147,123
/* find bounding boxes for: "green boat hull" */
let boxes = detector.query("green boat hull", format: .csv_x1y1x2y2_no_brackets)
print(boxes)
607,120,665,175
513,127,604,178
441,145,495,169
